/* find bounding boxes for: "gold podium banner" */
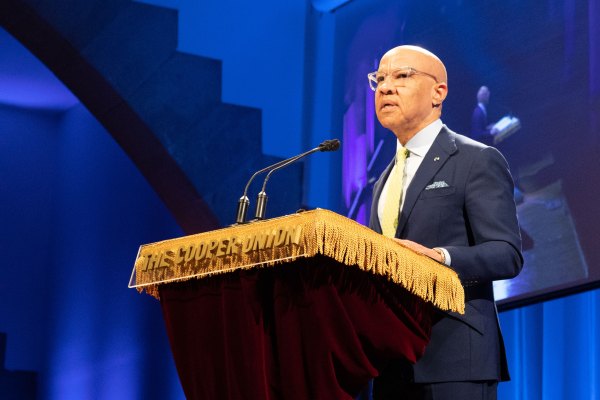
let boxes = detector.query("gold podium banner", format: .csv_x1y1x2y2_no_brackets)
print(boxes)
130,209,464,313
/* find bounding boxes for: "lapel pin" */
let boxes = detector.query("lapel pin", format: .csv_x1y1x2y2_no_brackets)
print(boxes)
434,156,440,162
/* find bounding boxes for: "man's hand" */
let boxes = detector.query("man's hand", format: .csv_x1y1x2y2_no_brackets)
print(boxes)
393,239,444,263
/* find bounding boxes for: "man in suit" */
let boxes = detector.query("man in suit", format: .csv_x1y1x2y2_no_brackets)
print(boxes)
367,45,523,399
471,86,497,145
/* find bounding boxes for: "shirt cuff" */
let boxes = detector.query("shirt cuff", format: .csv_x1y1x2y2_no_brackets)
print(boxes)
439,247,451,266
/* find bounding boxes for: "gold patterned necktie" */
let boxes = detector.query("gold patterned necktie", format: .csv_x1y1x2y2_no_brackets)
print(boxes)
381,146,409,237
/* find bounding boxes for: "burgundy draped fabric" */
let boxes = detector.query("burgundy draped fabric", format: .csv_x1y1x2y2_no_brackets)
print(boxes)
160,255,432,399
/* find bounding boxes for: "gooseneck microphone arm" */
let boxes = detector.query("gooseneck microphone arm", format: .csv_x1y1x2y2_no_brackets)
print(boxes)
235,157,301,225
235,139,341,224
254,139,340,220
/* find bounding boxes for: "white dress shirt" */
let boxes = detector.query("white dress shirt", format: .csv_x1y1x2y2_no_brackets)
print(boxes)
377,119,451,265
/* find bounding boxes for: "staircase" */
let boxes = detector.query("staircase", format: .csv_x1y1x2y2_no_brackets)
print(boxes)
0,0,302,233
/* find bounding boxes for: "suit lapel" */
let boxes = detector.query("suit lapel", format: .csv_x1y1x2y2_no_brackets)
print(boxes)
396,126,457,236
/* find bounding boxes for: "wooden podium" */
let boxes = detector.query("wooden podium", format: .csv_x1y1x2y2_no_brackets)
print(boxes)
130,209,464,399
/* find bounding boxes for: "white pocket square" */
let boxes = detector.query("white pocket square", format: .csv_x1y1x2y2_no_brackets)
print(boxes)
425,180,449,190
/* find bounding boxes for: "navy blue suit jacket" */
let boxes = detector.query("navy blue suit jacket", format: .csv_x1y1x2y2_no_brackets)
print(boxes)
369,126,523,383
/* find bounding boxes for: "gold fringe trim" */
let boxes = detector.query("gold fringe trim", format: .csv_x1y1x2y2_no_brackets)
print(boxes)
132,209,464,314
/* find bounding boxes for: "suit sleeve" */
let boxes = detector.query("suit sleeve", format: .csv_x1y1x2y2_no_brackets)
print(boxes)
444,146,523,284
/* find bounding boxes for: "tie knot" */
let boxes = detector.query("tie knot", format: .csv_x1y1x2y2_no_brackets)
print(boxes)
396,147,409,164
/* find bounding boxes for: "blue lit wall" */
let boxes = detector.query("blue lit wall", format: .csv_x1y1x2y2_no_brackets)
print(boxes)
0,101,184,397
0,104,59,374
40,104,184,398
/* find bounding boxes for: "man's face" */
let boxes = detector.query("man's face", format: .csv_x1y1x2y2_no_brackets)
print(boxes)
374,49,444,139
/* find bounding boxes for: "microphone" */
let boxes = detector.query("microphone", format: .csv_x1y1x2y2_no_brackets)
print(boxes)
235,139,341,224
254,139,340,220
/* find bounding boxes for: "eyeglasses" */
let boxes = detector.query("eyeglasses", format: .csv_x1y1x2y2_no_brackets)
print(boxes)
367,66,439,91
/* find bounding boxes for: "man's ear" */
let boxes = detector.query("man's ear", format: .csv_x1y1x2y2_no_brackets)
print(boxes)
432,83,448,107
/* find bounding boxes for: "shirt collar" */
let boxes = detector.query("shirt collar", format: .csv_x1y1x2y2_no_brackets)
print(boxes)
396,119,443,158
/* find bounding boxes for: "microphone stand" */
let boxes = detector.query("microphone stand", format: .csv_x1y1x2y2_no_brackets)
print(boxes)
235,139,340,224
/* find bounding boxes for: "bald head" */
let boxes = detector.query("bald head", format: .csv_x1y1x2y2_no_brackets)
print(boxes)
380,45,448,85
374,45,449,144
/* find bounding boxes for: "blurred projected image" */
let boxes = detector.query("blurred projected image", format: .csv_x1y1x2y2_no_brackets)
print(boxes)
461,56,596,305
467,85,589,301
489,107,589,302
